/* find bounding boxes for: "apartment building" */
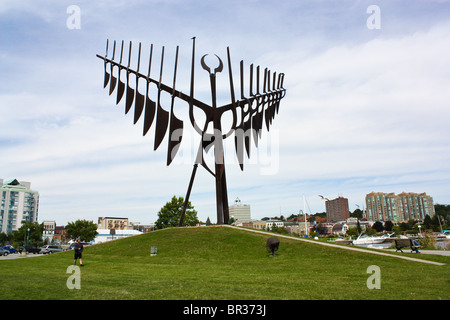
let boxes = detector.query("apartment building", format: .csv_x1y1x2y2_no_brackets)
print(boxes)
0,179,39,233
397,192,435,221
365,192,434,222
42,220,57,242
325,196,349,222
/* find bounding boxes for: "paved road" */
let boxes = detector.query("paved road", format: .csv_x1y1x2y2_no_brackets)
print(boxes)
0,253,45,260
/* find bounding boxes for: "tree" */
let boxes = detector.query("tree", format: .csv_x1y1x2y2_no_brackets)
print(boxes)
434,204,450,218
66,219,98,242
384,221,394,232
431,214,442,232
372,221,384,233
424,215,432,230
356,220,362,235
13,221,44,246
0,232,10,246
351,209,363,219
346,227,359,237
155,195,199,229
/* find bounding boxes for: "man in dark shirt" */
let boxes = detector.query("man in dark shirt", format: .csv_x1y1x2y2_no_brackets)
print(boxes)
73,239,84,266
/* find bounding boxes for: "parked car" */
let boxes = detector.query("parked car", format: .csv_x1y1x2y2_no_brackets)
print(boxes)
25,245,41,254
0,248,9,256
2,245,17,254
39,245,63,254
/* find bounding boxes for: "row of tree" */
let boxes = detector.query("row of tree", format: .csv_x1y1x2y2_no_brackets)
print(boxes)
156,198,450,232
0,219,98,247
0,196,193,246
2,198,448,246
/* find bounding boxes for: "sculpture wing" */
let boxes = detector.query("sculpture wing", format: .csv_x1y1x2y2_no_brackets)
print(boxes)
97,40,184,165
230,60,286,170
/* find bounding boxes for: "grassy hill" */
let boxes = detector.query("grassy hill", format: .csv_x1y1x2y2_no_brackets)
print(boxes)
1,226,449,300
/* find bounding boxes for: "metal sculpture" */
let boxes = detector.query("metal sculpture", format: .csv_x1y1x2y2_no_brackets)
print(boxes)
96,38,286,225
266,237,280,257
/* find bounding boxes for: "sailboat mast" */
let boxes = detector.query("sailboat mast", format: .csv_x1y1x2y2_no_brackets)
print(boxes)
303,194,308,237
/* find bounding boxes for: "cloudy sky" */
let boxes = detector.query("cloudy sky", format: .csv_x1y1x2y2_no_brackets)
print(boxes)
1,0,449,225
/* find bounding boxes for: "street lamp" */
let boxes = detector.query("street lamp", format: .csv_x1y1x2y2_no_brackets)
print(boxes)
299,209,308,238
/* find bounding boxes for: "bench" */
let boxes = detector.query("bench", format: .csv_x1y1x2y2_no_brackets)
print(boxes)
394,238,422,253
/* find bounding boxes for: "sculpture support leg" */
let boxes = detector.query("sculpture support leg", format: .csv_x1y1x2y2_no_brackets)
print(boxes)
215,162,224,225
179,163,198,226
221,165,229,224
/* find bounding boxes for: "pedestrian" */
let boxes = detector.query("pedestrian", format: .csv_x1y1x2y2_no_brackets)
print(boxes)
412,239,422,253
74,239,84,266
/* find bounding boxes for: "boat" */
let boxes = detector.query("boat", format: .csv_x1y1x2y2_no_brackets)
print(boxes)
332,236,353,245
437,230,450,240
352,234,387,245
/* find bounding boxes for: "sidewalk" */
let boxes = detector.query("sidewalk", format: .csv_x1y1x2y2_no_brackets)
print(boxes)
226,225,446,266
384,249,450,256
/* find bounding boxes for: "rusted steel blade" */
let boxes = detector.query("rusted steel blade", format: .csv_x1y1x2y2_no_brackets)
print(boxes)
103,39,110,88
240,60,245,100
167,46,184,165
256,65,260,95
234,136,244,171
249,64,254,97
154,46,169,151
117,72,125,104
226,47,241,170
243,116,251,158
234,114,245,171
252,108,263,146
143,44,155,136
270,72,277,119
143,96,156,136
116,41,125,104
167,113,183,165
98,54,210,113
125,85,135,114
154,106,169,150
125,41,135,114
109,40,117,95
134,43,145,124
265,101,272,131
188,37,198,133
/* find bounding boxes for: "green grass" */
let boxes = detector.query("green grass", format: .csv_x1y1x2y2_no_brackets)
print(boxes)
1,226,449,300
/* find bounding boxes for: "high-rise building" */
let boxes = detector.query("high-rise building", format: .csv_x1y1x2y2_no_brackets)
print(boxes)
397,192,435,221
365,192,399,222
229,198,251,223
0,179,40,233
365,192,434,222
325,196,349,222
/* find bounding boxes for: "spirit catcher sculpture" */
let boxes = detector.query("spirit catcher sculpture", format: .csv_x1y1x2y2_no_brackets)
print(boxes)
96,38,286,225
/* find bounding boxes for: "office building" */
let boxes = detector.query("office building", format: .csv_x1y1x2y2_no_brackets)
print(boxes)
0,179,39,233
98,217,130,230
229,198,251,223
325,196,349,222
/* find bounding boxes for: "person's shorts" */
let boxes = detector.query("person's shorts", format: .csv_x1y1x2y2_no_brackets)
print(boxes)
74,251,82,259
